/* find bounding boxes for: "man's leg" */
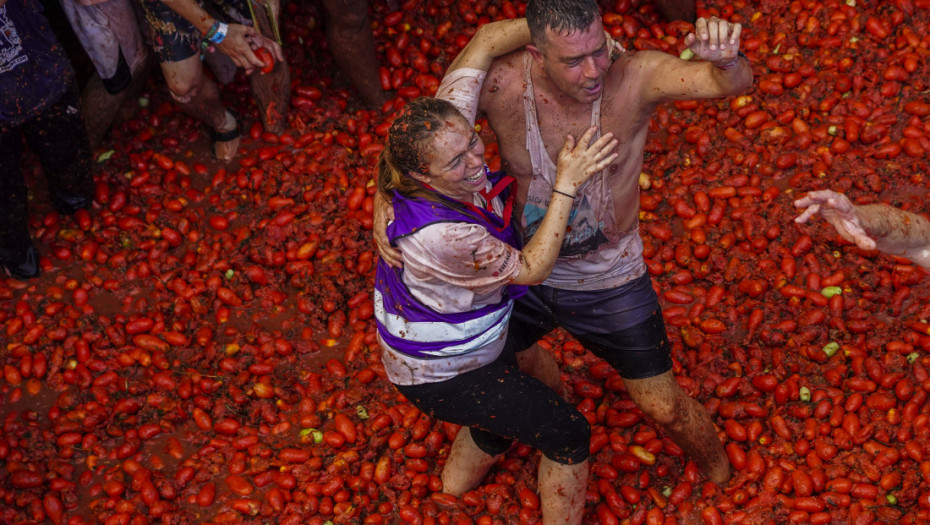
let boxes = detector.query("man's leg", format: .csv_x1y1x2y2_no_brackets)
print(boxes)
624,371,731,484
509,286,564,394
558,275,730,484
160,55,240,160
80,50,155,148
23,82,94,215
63,0,154,148
321,0,388,109
136,0,239,160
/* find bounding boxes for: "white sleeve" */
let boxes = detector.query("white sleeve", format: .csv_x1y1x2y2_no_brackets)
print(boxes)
436,68,487,126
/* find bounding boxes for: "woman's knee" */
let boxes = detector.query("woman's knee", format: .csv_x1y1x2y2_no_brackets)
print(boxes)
539,415,590,464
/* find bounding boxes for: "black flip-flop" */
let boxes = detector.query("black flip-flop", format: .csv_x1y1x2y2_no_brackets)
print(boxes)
211,110,240,160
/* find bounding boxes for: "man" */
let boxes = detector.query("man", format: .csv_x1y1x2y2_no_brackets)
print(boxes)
137,0,287,160
1,0,93,279
377,0,751,484
795,190,930,269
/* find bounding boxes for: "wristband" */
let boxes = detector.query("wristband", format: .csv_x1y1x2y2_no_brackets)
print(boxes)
552,189,576,200
715,51,746,70
203,21,219,40
210,22,229,45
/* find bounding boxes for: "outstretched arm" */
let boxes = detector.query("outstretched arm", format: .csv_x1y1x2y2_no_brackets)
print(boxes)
794,190,930,268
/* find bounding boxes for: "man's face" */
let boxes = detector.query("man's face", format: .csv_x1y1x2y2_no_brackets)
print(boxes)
535,21,611,104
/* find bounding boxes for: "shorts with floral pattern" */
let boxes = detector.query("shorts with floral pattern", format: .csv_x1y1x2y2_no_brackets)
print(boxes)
136,0,251,63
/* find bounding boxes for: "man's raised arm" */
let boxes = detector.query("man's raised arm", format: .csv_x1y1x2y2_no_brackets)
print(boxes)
642,17,752,103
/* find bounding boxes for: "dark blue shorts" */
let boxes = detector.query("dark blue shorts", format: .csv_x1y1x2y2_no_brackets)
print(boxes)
505,272,673,380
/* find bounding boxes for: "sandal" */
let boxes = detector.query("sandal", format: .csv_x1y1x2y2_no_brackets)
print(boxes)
211,110,240,160
2,244,40,280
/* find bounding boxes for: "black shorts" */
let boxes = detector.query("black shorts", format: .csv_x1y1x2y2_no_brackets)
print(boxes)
505,273,673,380
137,0,250,63
394,348,590,465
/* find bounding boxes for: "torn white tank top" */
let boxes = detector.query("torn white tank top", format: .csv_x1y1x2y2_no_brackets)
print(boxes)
521,52,645,291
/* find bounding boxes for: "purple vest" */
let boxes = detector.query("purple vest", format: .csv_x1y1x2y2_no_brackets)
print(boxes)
375,175,526,359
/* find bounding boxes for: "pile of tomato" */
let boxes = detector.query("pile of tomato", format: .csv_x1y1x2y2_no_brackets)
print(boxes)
1,0,929,523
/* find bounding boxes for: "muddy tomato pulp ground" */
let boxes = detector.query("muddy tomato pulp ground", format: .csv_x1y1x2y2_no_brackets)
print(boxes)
2,0,930,524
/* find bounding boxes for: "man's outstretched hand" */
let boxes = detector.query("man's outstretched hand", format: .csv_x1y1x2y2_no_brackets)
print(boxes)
794,190,877,251
684,17,742,66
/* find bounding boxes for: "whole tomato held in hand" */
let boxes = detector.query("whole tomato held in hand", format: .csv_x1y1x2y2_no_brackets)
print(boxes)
255,46,275,74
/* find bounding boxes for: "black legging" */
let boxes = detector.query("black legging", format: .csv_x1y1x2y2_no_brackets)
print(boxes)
395,348,590,465
0,82,92,262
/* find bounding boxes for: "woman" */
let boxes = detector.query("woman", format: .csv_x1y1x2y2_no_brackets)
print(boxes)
373,19,618,524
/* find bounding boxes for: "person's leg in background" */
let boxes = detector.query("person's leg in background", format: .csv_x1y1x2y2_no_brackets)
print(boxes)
246,0,290,134
652,0,695,22
61,0,154,149
321,0,389,109
0,124,40,280
136,0,240,160
23,82,94,216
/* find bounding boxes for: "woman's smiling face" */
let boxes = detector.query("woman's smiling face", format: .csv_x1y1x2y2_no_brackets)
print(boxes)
417,115,487,201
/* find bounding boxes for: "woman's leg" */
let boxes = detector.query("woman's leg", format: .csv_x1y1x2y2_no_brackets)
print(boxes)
395,354,590,524
539,457,588,525
441,427,501,497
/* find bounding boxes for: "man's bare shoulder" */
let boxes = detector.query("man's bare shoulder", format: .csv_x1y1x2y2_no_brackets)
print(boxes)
483,50,525,104
605,51,673,84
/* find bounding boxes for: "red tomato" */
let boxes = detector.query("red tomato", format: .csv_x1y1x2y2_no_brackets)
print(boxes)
255,46,274,74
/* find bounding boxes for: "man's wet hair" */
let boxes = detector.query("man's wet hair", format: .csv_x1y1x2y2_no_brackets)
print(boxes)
526,0,602,50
